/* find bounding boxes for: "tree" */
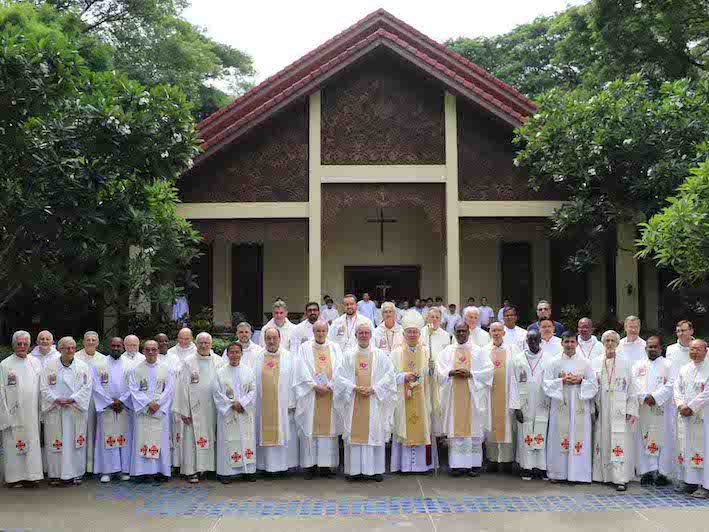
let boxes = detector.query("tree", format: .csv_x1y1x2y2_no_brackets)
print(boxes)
514,76,709,272
0,2,200,330
637,159,709,288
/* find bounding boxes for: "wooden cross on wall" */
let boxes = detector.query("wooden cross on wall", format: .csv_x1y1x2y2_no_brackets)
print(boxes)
366,208,398,253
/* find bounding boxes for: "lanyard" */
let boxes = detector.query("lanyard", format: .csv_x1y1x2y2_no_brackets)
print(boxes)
526,351,543,376
604,356,616,390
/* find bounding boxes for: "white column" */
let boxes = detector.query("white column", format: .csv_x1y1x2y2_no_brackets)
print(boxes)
616,222,640,319
212,236,232,328
308,91,322,302
445,92,461,307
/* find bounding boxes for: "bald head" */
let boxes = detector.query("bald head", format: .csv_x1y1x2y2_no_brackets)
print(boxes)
143,340,159,363
177,328,193,348
690,339,708,364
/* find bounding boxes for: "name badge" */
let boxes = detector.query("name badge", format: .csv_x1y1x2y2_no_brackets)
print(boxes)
225,386,234,400
48,373,57,386
7,372,16,386
139,378,148,392
519,370,527,383
100,371,109,385
337,326,345,337
190,371,200,384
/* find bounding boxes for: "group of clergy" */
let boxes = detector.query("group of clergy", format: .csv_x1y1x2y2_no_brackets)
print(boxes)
1,296,708,499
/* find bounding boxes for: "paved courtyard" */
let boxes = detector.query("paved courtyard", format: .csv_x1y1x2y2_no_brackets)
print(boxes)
1,473,708,531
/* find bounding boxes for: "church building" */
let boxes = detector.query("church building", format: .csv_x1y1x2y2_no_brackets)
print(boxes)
178,9,658,329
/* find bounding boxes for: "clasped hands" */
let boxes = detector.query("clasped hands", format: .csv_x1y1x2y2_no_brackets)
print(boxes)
314,384,331,396
356,385,375,397
110,399,124,414
231,401,245,413
679,404,694,417
448,368,472,379
54,398,75,408
559,371,583,385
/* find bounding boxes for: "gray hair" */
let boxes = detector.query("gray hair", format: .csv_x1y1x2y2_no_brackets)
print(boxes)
236,321,253,332
272,299,287,311
624,315,641,326
355,322,372,335
83,331,99,341
36,330,54,341
463,306,479,318
601,330,621,344
263,326,281,338
57,336,76,350
489,321,504,331
381,302,396,312
537,300,550,307
196,332,213,343
428,307,442,318
11,330,31,348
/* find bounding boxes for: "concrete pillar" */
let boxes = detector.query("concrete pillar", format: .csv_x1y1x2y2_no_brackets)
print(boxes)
615,222,640,320
308,91,322,302
212,236,232,328
444,92,461,307
590,254,608,322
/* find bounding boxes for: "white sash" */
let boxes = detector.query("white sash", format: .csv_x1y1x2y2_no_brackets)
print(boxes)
636,361,667,457
133,363,168,460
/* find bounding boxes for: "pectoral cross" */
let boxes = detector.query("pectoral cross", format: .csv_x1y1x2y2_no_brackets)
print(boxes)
366,208,397,253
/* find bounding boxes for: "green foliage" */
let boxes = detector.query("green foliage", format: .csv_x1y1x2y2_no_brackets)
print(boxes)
0,2,201,325
637,159,709,287
514,76,709,271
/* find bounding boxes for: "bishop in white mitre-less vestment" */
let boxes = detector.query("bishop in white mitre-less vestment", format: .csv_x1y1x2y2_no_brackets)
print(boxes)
40,354,92,482
75,340,106,474
334,329,396,479
253,329,298,473
509,331,552,476
390,311,438,473
92,353,133,479
633,337,675,484
129,354,175,477
591,333,638,490
438,324,494,475
173,342,224,480
543,335,598,482
294,326,343,475
674,341,709,493
0,341,43,485
213,346,257,479
483,323,521,465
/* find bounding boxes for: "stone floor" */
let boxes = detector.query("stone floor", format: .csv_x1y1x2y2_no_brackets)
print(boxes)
1,472,708,531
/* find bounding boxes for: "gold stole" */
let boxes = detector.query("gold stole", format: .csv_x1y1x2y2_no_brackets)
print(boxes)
453,348,472,437
490,347,507,443
401,345,427,446
260,353,280,446
351,352,372,444
312,344,333,437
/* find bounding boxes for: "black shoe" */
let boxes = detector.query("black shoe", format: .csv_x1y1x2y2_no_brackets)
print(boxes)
320,467,335,478
304,467,317,480
219,476,232,485
374,474,383,482
674,482,697,494
655,474,671,487
532,468,547,480
450,468,464,478
640,472,655,486
345,475,354,482
469,467,481,478
244,474,256,482
21,480,40,489
521,469,533,481
486,462,499,473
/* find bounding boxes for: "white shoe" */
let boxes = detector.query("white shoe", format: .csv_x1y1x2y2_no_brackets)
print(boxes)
100,475,111,483
188,475,199,484
120,474,130,481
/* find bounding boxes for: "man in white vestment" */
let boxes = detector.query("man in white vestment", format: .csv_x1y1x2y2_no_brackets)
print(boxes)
93,340,133,483
592,330,638,491
334,322,396,482
576,318,603,360
225,322,263,367
373,302,404,356
633,336,674,487
294,320,343,478
543,332,598,483
420,307,449,435
357,292,377,323
502,306,527,352
321,298,340,325
259,300,295,349
129,340,175,481
618,316,647,365
290,302,320,355
445,304,462,336
539,318,563,358
483,322,521,470
173,332,224,483
390,311,438,473
213,342,257,483
328,294,373,353
0,331,43,487
75,331,106,475
253,327,298,475
463,307,490,348
40,337,92,486
438,323,493,477
30,330,59,369
510,331,552,480
168,328,197,363
167,329,195,469
667,320,694,379
674,340,709,497
156,333,183,470
123,335,146,367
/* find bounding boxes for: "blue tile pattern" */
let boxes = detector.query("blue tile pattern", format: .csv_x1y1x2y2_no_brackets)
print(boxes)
95,485,709,518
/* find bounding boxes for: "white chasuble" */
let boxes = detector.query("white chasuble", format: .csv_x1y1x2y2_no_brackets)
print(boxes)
92,355,132,475
328,314,374,353
75,349,106,473
0,354,43,483
633,357,675,476
543,353,598,482
40,358,92,480
420,326,448,435
591,356,638,485
172,352,224,475
158,350,183,466
373,323,403,356
213,364,257,475
259,319,296,349
674,360,709,487
509,349,552,470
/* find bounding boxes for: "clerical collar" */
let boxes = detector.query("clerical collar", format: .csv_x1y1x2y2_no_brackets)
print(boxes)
493,341,504,349
146,360,157,366
579,336,594,343
525,349,541,357
198,353,211,358
563,351,576,359
61,359,73,368
357,345,369,352
407,344,417,352
625,336,640,343
266,349,279,355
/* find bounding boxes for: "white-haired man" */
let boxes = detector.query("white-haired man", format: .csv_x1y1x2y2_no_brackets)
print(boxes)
40,336,92,486
294,320,343,478
329,294,374,353
372,302,403,356
618,316,646,365
334,322,396,482
463,307,490,348
75,331,106,474
0,331,43,487
253,327,298,475
259,300,295,349
667,320,694,379
123,335,146,367
173,332,224,483
390,311,438,473
30,330,59,370
168,328,197,363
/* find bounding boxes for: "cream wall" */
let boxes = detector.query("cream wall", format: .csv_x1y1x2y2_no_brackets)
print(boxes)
263,240,308,315
321,207,445,301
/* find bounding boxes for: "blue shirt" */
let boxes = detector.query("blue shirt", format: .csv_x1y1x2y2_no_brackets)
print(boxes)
527,320,565,337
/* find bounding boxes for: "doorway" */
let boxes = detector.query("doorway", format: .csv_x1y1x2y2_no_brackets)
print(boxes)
501,243,533,325
232,244,264,327
344,265,421,303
